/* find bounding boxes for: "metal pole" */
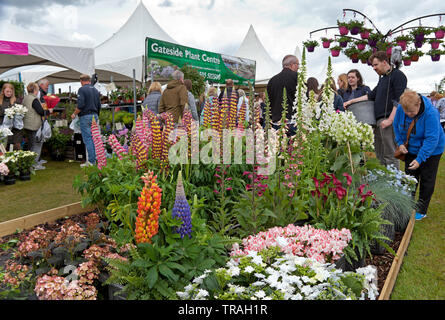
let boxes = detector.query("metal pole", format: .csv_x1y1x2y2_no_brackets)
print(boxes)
133,69,137,123
111,76,115,132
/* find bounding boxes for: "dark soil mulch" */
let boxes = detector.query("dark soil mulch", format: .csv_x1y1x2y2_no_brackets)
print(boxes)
365,231,403,294
1,212,405,298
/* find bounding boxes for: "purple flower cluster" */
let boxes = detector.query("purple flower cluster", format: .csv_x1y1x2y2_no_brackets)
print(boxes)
172,171,192,239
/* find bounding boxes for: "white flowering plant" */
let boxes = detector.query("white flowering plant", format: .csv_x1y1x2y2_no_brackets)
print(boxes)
0,152,19,176
177,247,379,300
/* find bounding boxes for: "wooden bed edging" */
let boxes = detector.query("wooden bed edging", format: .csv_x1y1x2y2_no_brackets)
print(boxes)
0,202,95,238
378,211,416,300
0,203,415,300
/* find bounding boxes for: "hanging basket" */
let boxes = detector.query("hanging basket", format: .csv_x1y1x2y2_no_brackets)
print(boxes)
339,41,348,48
350,26,361,35
360,30,370,39
368,39,378,47
431,41,441,50
322,41,331,48
435,30,445,39
331,49,341,57
307,46,315,52
351,58,359,63
357,43,366,51
396,41,407,51
414,41,423,48
414,34,425,42
411,54,419,62
431,54,441,62
403,59,411,66
339,26,349,35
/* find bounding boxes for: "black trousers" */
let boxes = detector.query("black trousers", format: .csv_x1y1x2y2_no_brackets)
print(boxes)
405,153,442,215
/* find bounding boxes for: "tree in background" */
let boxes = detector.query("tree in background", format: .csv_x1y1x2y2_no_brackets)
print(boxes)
180,64,205,98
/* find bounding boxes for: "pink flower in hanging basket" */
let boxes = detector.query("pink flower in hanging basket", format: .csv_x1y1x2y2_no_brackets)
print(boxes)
322,41,331,48
360,30,370,39
339,26,349,35
431,41,440,50
397,41,407,51
357,43,366,51
331,49,340,57
435,30,445,39
403,59,411,66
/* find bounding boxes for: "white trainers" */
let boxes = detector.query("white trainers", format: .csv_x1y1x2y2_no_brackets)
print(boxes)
39,159,48,164
80,162,93,168
33,164,46,170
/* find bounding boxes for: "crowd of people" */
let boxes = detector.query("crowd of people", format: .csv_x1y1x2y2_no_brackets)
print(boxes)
1,50,445,222
0,79,53,170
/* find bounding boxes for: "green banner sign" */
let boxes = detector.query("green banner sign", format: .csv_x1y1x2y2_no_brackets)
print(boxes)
146,37,256,86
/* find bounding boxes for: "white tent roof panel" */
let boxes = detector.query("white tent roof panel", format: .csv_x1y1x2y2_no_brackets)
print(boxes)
235,25,281,83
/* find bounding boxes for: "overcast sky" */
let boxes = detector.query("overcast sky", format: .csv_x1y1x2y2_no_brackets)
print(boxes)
0,0,444,93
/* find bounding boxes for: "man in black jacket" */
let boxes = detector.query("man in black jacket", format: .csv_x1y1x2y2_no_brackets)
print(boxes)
266,54,299,135
71,74,101,167
344,51,407,168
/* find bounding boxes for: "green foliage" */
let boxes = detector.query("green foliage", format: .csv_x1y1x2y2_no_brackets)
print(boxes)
46,127,72,156
73,154,143,231
104,209,232,300
180,63,206,98
303,39,319,48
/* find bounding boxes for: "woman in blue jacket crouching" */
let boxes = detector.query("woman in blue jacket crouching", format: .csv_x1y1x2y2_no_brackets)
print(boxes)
394,89,445,220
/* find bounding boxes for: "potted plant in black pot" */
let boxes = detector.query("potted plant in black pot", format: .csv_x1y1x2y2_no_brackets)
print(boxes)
427,49,444,62
47,127,73,161
337,36,350,48
410,27,432,48
347,20,364,35
16,150,37,181
0,152,19,185
303,39,319,52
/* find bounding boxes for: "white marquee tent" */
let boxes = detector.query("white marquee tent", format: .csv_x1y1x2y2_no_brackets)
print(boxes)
94,1,177,85
0,24,94,83
235,25,281,84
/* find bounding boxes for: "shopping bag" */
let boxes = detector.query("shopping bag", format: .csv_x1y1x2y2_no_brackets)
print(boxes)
13,114,24,130
69,116,81,134
36,119,52,143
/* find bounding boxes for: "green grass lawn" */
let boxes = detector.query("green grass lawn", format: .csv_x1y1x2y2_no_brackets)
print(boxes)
0,159,82,223
391,157,445,300
0,157,444,299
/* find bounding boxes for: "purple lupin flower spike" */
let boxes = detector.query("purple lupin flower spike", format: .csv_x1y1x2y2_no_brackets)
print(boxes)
172,171,192,238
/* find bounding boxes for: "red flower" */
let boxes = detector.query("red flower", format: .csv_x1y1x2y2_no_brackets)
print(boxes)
312,177,320,189
321,173,332,188
335,186,347,200
330,174,342,188
342,173,352,186
358,184,366,196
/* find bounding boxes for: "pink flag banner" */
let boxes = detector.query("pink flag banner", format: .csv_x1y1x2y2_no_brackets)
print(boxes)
0,40,29,56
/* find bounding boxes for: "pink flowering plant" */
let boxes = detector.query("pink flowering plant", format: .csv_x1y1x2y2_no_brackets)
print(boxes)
230,223,352,263
308,172,393,264
1,212,128,299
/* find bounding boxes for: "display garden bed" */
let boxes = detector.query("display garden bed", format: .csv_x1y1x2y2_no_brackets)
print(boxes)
0,204,415,300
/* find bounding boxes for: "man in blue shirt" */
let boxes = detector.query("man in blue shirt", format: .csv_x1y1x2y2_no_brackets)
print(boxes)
71,74,101,167
344,51,407,169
